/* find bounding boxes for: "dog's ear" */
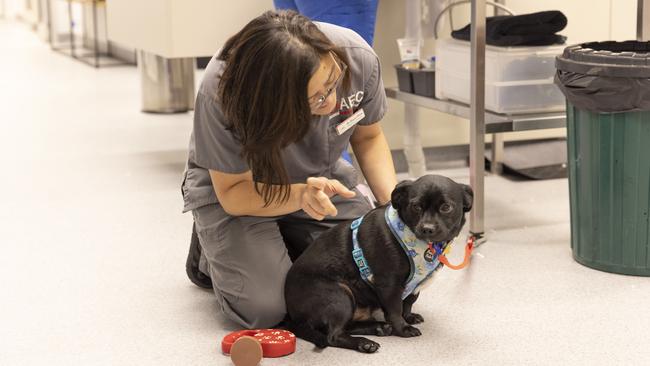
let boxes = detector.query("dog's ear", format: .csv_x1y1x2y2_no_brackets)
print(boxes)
391,180,413,211
462,184,474,212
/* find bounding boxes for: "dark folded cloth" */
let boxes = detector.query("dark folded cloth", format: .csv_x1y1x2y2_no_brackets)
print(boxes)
451,10,568,46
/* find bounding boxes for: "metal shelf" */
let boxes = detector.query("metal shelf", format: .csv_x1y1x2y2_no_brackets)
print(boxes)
385,87,566,133
396,0,646,239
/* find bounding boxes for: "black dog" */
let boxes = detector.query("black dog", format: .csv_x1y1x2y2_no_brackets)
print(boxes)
284,175,473,353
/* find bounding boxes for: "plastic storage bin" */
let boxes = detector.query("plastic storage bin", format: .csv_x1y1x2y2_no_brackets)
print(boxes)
395,65,436,97
395,65,414,93
412,68,435,97
435,39,565,114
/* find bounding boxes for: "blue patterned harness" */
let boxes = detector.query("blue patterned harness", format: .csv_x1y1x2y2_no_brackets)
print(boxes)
351,205,450,299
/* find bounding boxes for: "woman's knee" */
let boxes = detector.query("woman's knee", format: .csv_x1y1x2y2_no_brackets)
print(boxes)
218,289,287,329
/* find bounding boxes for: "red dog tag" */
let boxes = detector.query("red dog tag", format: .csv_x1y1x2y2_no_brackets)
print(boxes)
222,329,296,358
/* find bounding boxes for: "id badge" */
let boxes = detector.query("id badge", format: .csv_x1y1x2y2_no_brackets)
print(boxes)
335,108,365,135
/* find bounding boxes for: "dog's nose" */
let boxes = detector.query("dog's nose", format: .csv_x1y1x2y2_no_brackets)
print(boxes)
421,224,436,235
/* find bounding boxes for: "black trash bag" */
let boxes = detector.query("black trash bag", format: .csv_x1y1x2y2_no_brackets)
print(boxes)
555,41,650,113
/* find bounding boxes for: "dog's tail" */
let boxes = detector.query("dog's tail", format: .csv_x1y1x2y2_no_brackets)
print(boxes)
286,320,329,349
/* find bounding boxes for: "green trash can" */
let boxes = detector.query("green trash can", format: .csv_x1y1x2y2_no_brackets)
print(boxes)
555,41,650,276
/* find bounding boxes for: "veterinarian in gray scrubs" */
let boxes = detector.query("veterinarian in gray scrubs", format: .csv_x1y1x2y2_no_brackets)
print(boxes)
181,10,397,329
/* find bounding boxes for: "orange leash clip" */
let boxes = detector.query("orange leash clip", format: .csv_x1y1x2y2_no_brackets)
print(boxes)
438,236,475,270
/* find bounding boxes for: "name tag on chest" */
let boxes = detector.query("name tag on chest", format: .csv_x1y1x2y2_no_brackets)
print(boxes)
335,108,365,135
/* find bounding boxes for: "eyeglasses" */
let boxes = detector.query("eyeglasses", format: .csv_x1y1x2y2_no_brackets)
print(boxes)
309,53,347,111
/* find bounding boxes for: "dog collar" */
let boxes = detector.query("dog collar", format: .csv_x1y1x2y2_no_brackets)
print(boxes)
387,205,475,272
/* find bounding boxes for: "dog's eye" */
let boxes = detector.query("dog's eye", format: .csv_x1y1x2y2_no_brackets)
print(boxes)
439,203,453,214
413,205,423,213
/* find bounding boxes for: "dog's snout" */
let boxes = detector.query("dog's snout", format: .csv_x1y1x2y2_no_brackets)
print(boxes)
421,224,436,235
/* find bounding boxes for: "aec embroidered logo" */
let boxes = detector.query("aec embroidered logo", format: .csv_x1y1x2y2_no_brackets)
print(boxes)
339,91,364,116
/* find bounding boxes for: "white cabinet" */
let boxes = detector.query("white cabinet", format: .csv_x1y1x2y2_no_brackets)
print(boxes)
106,0,274,58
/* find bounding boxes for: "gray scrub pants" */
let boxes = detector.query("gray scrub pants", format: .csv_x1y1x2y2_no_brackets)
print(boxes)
191,187,372,329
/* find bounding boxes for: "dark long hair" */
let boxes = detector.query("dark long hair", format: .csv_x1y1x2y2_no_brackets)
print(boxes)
217,10,350,206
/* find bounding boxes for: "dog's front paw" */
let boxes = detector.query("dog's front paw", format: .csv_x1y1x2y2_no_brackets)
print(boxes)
404,313,424,324
357,338,381,353
394,325,422,338
375,323,392,336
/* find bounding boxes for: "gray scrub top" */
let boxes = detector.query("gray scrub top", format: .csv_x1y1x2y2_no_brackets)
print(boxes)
181,22,387,213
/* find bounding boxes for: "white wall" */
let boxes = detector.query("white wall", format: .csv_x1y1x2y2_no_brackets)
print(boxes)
22,0,39,26
610,0,638,40
2,0,50,38
374,0,638,150
3,0,43,26
2,0,22,18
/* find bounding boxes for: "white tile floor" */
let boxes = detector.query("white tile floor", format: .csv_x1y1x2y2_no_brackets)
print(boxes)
2,20,650,366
